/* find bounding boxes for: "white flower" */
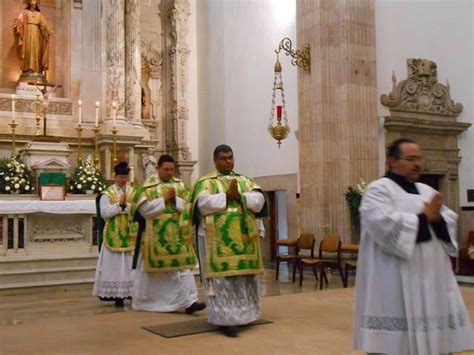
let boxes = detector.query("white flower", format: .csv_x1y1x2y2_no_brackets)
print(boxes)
91,185,96,190
5,176,10,181
93,177,98,181
5,186,10,191
25,185,30,191
70,185,73,190
13,177,19,182
14,183,20,189
20,164,25,168
6,163,11,168
87,177,92,181
77,184,82,189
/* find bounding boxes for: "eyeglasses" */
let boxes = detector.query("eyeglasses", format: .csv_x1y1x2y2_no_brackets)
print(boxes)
400,156,423,163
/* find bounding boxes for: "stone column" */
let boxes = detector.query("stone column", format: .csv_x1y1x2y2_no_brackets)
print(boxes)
297,0,379,242
125,0,142,124
161,0,195,178
105,0,126,120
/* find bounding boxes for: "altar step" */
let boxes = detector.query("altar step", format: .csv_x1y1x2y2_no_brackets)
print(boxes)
0,254,97,296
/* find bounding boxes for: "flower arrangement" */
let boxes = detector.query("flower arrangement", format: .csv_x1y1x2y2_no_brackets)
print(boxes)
69,155,107,194
344,178,368,220
0,154,36,194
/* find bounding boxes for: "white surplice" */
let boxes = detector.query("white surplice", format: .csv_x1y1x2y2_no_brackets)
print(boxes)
354,177,474,354
92,189,133,298
132,197,198,312
196,190,265,326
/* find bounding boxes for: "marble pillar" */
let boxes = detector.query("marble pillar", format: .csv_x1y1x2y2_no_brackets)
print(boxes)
297,0,379,242
125,0,142,125
106,0,126,120
161,0,195,178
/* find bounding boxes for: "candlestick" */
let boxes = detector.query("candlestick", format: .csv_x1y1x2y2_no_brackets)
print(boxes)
9,120,19,155
112,126,118,167
95,101,100,127
92,126,101,169
112,101,117,127
35,94,41,135
76,124,83,163
78,100,82,125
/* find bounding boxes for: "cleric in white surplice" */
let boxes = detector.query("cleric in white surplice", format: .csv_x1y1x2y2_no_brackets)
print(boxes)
353,138,473,355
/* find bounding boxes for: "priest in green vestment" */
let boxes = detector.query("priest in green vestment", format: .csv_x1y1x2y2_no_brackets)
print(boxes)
180,145,268,337
92,162,138,307
132,154,205,314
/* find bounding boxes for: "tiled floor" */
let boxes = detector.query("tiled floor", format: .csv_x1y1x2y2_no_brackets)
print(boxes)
0,266,352,326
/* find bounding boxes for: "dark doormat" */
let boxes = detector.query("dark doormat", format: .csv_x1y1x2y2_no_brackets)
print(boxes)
143,318,273,338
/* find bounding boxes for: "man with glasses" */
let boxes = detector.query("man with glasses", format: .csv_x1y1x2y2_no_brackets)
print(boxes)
353,138,473,354
180,144,268,337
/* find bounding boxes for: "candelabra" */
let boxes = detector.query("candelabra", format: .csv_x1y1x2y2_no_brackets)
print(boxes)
76,124,83,163
92,126,101,169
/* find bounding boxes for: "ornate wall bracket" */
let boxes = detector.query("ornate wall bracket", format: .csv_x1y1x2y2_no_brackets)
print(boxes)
275,37,311,73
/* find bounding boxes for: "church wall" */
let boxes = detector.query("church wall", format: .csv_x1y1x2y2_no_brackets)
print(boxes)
196,0,299,179
375,0,474,208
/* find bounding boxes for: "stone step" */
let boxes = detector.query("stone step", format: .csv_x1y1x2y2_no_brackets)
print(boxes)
0,253,98,271
0,266,96,285
0,278,95,296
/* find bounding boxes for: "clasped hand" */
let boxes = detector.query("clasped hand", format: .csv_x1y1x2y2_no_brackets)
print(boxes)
164,188,176,204
423,193,442,223
226,179,241,203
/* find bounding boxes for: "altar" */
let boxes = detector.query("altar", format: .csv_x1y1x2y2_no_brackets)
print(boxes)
0,195,99,296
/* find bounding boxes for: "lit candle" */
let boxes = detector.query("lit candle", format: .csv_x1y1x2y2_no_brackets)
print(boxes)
112,101,117,127
11,94,16,121
95,101,100,127
78,100,82,125
130,166,135,184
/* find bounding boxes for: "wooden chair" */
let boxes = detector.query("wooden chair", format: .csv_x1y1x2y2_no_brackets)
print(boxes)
275,233,315,282
299,234,344,289
344,260,357,287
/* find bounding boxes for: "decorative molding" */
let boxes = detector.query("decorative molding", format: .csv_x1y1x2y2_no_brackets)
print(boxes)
381,58,463,116
0,98,72,116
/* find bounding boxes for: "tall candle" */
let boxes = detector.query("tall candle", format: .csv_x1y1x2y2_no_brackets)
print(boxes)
78,100,82,125
112,101,117,127
11,94,16,121
95,101,100,127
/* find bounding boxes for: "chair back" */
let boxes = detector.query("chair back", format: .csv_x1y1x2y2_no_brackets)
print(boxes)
319,234,341,259
297,233,315,258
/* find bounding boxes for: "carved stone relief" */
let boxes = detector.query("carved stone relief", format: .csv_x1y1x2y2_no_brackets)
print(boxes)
382,58,471,213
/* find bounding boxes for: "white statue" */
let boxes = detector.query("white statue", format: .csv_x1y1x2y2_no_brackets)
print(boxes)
142,149,157,179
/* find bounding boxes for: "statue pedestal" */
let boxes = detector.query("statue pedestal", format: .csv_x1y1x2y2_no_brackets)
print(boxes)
15,82,61,98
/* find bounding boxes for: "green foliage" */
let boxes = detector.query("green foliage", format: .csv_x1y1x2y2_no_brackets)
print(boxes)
0,154,36,194
68,155,107,194
344,178,368,219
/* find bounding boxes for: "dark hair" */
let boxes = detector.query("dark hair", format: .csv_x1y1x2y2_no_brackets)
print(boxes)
213,144,233,160
158,154,175,167
387,138,416,159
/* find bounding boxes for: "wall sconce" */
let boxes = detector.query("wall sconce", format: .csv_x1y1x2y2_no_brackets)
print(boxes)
268,37,310,148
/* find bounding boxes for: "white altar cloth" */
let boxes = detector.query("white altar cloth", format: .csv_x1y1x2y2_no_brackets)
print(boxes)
0,200,96,215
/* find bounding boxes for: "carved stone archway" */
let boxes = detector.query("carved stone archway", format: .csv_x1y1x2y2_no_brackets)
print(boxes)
381,58,471,212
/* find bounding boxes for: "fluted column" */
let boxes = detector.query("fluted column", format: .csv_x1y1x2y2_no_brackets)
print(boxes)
105,0,125,119
161,0,195,178
125,0,141,124
297,0,379,243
